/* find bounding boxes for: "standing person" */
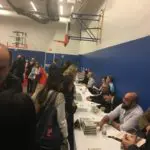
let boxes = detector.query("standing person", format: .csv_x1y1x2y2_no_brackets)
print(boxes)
28,62,40,94
61,61,72,73
33,66,47,96
26,58,36,94
50,58,60,69
0,90,36,150
33,67,69,150
63,64,78,150
0,44,22,93
11,55,25,83
62,75,77,150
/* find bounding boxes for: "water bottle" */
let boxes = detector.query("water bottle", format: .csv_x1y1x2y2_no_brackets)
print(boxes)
102,125,107,136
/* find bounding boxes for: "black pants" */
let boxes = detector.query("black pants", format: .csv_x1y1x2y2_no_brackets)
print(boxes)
32,79,38,93
27,79,33,93
35,143,60,150
67,115,74,150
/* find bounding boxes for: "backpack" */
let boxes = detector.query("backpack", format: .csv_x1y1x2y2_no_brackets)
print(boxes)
36,91,63,150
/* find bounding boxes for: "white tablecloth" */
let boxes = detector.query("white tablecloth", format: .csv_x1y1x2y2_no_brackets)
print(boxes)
74,83,121,150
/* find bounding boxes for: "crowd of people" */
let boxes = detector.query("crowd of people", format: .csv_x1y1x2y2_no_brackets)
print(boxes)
10,55,47,94
0,43,150,150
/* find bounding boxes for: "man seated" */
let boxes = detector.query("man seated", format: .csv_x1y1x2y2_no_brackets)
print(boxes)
139,108,150,132
102,93,121,113
98,92,143,131
122,108,150,150
87,71,95,90
0,44,22,93
122,125,150,150
87,83,111,104
89,76,107,94
79,70,89,85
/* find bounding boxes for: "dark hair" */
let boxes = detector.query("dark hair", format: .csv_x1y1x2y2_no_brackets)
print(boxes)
36,67,64,105
0,90,36,150
107,75,113,82
102,76,107,80
62,61,72,73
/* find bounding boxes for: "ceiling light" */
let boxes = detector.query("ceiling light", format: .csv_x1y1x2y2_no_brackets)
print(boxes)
71,5,74,13
59,0,63,2
0,4,3,8
59,5,63,15
67,0,76,4
0,10,12,15
59,17,70,23
30,1,37,11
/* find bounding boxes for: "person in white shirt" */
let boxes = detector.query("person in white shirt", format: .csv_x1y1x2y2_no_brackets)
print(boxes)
98,92,143,131
87,71,95,88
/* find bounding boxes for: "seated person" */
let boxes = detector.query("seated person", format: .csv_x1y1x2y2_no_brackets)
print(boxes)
102,93,121,113
139,108,150,132
106,75,115,93
87,83,111,104
87,72,95,90
122,125,150,150
91,76,107,94
79,70,89,85
98,92,143,131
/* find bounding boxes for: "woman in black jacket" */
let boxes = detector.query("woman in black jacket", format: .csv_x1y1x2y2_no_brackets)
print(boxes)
62,75,77,150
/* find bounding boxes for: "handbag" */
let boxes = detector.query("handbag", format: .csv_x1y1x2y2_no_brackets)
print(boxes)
36,91,63,149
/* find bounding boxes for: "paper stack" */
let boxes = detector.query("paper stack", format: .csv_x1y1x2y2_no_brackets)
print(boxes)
80,118,97,135
76,93,82,101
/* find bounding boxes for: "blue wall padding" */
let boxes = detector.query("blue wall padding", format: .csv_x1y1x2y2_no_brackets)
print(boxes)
45,53,80,72
9,36,150,110
9,49,80,71
81,36,150,110
9,49,45,67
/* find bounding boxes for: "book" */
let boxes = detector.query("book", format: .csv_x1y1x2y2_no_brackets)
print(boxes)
80,118,97,135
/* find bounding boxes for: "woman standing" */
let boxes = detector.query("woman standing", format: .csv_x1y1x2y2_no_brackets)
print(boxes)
28,62,40,94
63,64,78,150
33,68,68,150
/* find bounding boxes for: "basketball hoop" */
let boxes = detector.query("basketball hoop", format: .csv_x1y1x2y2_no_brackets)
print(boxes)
53,34,69,47
64,34,69,47
53,22,70,47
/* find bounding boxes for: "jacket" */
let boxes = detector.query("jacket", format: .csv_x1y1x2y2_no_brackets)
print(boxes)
0,73,22,93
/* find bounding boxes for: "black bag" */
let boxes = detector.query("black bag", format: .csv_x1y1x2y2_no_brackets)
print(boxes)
36,91,63,150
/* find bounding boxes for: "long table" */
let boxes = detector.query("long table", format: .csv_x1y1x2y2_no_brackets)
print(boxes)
74,83,121,150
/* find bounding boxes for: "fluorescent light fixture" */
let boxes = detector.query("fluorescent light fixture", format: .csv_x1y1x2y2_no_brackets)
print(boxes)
0,4,3,8
30,1,37,11
0,10,12,15
59,5,63,15
59,17,70,22
71,5,74,12
67,0,76,4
